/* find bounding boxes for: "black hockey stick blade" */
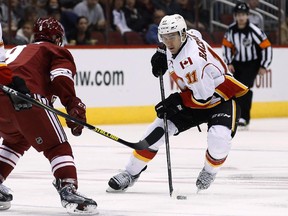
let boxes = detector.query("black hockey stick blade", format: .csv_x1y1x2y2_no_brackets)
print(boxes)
0,84,157,150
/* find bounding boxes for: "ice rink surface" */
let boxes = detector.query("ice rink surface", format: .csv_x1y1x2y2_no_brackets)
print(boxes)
1,118,288,216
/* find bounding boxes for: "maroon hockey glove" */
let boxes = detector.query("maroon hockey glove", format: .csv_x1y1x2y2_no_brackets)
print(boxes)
7,76,32,111
66,97,86,136
151,44,168,77
155,92,184,119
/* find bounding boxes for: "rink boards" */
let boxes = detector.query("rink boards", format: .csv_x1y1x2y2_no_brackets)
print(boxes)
40,47,288,125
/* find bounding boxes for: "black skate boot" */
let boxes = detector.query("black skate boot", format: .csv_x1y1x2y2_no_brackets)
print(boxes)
106,166,147,193
53,179,98,215
0,183,13,211
238,118,249,131
196,168,216,192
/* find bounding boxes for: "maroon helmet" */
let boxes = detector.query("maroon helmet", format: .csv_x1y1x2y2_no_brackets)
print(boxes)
33,17,64,46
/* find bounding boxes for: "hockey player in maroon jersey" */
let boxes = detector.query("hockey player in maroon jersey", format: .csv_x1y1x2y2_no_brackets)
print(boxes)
106,14,248,193
0,18,97,215
0,23,32,211
0,22,31,110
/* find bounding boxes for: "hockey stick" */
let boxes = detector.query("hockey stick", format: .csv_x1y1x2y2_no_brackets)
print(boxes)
0,84,162,150
159,73,174,197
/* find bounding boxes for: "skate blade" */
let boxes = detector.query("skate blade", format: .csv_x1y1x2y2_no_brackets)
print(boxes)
106,186,128,193
65,203,98,215
237,125,249,131
0,201,11,211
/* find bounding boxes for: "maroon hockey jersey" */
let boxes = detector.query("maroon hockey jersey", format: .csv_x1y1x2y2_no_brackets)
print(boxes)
5,41,77,106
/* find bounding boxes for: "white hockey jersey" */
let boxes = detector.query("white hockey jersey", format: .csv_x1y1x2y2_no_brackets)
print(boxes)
167,29,248,109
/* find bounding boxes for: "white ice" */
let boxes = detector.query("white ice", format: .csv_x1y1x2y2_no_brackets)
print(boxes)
1,118,288,216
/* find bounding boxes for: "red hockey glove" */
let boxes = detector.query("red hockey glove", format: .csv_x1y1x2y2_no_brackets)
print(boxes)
66,97,86,136
7,76,32,111
155,92,184,119
151,44,168,77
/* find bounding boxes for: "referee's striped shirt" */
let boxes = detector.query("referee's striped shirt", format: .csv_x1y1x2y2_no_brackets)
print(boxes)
222,21,272,69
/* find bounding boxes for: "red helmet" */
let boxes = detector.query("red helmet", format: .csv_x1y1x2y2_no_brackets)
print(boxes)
33,17,64,46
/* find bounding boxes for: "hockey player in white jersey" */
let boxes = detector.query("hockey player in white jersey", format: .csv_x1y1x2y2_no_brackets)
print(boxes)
106,14,248,192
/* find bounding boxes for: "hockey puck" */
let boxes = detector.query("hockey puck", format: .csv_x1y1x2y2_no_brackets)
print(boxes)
176,195,187,200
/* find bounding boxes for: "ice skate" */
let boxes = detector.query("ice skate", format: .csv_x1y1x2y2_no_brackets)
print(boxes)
196,168,216,192
106,166,147,193
237,118,249,131
53,179,98,215
0,183,13,211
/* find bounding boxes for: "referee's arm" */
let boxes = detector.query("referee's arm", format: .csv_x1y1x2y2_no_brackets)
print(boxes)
222,31,235,65
251,26,273,69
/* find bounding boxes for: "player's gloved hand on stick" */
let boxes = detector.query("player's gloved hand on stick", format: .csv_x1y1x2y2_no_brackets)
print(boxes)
155,92,184,119
7,76,32,111
66,97,86,136
151,44,168,77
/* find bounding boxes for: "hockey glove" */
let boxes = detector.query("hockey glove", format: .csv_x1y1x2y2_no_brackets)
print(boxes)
151,44,168,77
7,76,32,111
155,92,184,119
66,97,86,136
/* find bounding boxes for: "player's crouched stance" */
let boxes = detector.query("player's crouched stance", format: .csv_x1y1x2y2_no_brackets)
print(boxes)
106,14,248,193
0,19,97,215
0,23,27,211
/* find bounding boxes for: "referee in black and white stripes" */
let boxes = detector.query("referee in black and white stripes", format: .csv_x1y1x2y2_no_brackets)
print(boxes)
222,2,272,128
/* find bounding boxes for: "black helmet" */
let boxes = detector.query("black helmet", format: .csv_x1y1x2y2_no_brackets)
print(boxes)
234,2,249,14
